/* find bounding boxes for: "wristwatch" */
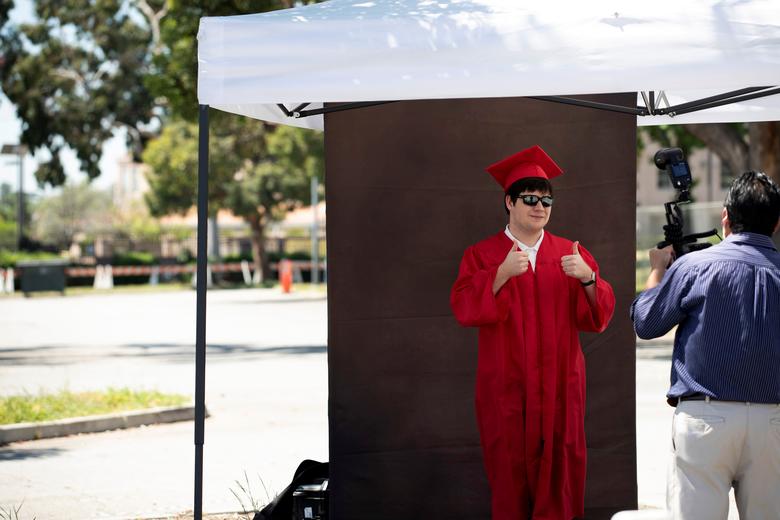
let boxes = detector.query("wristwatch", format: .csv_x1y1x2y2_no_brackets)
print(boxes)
581,271,596,287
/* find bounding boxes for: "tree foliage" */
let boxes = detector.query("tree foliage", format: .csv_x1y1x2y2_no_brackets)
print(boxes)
0,0,161,186
143,116,324,278
640,122,780,185
0,182,34,224
0,0,12,33
2,0,325,273
1,0,305,188
31,181,112,248
140,0,324,278
148,0,298,122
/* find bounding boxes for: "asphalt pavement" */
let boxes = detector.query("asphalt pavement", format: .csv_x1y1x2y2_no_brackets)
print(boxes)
0,288,739,519
0,288,329,519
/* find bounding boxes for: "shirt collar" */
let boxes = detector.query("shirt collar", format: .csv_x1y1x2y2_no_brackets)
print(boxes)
723,232,778,251
504,226,544,251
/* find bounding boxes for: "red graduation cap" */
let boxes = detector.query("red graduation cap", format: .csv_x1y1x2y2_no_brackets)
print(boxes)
486,145,563,191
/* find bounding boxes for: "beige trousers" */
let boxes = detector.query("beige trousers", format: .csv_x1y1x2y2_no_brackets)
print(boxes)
667,398,780,520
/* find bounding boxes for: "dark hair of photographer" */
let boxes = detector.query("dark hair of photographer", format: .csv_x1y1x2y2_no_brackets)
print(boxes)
504,177,553,214
725,171,780,236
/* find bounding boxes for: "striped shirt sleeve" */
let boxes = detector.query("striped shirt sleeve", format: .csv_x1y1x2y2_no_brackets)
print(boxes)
630,260,693,339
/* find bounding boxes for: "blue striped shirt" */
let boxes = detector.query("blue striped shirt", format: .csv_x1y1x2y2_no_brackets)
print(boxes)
631,232,780,403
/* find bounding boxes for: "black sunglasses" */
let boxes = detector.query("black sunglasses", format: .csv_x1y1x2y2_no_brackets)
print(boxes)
518,194,554,208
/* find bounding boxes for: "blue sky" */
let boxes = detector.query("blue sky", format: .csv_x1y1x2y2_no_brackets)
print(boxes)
0,0,124,196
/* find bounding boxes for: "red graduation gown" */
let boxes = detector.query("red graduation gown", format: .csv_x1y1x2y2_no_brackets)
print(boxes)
450,231,615,520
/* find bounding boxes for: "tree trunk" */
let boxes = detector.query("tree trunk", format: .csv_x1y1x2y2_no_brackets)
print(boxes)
246,214,270,283
749,122,780,184
682,123,749,176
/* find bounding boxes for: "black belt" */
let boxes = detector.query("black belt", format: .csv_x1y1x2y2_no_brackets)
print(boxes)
678,394,709,402
668,394,708,407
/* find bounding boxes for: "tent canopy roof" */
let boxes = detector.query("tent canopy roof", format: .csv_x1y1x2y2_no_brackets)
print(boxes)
197,0,780,129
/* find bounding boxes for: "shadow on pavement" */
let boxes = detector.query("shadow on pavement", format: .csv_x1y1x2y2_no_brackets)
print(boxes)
0,447,65,461
0,344,327,366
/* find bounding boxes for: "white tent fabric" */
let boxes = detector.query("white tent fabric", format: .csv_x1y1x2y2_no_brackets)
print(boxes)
197,0,780,129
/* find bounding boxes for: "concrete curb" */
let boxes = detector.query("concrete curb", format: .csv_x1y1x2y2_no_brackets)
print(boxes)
0,405,202,445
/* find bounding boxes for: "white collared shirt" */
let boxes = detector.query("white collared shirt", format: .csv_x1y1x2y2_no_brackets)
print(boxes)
504,226,544,271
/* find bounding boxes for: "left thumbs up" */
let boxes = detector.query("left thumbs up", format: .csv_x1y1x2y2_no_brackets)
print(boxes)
561,240,592,281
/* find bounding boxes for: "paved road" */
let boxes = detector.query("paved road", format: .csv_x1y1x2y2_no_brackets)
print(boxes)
0,289,739,519
0,288,329,519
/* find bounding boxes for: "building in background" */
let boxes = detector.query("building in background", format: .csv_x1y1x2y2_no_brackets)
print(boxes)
637,145,734,207
113,154,150,210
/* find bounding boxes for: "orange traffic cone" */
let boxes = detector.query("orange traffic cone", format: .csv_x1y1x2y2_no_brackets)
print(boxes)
280,259,293,293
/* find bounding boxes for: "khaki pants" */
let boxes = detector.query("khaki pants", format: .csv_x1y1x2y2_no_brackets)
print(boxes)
668,398,780,520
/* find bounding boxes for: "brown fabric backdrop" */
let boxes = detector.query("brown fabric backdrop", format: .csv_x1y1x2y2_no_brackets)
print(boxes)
324,94,637,520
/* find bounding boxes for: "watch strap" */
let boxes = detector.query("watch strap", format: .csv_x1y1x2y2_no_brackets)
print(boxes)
580,271,596,287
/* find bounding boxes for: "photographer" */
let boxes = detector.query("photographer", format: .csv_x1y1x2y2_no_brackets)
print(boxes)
631,170,780,520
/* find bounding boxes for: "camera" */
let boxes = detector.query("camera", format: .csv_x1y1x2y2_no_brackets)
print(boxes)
653,148,720,258
654,148,693,201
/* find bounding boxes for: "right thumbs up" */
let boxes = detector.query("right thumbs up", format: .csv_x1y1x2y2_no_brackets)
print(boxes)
502,242,529,277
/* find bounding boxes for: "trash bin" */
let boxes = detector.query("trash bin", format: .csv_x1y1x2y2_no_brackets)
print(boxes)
292,478,328,520
17,259,68,296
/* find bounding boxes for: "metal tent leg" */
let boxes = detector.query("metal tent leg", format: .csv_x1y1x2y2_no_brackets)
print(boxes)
194,104,209,520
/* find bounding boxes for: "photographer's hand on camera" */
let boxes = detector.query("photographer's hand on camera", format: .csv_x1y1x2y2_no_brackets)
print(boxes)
646,245,674,290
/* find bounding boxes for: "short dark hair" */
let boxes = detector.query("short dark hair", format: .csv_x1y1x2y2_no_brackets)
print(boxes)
504,177,553,214
725,170,780,236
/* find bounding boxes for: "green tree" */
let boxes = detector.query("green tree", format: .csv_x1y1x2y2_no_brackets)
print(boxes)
0,0,162,186
1,0,307,188
32,181,112,249
0,0,12,36
640,122,780,185
0,182,34,223
2,0,324,277
144,118,324,279
141,0,324,279
148,0,299,122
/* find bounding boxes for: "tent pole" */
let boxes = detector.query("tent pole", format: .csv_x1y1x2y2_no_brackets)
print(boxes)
661,86,780,116
528,95,647,115
194,103,210,520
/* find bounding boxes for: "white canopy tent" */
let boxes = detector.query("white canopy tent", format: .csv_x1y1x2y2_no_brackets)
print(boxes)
198,0,780,129
192,1,780,518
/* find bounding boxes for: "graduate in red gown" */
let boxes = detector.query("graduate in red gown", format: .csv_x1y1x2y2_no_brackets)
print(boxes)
450,145,616,520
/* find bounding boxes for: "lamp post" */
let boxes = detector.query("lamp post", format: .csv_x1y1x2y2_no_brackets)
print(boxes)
1,143,29,250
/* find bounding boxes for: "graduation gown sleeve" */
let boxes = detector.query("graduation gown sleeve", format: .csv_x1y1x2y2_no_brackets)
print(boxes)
450,245,512,327
571,244,616,333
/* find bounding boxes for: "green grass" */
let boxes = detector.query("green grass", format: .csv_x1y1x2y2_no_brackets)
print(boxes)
0,387,190,425
290,282,327,294
0,249,61,269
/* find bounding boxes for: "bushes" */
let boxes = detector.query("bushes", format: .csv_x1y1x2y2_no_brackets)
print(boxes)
112,251,156,266
0,220,16,250
0,249,61,269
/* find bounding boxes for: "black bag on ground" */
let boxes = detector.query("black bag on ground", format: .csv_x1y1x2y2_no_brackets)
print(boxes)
253,459,328,520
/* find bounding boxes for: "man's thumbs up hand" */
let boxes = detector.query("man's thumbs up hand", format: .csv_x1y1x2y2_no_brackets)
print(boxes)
500,242,530,278
561,241,593,282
